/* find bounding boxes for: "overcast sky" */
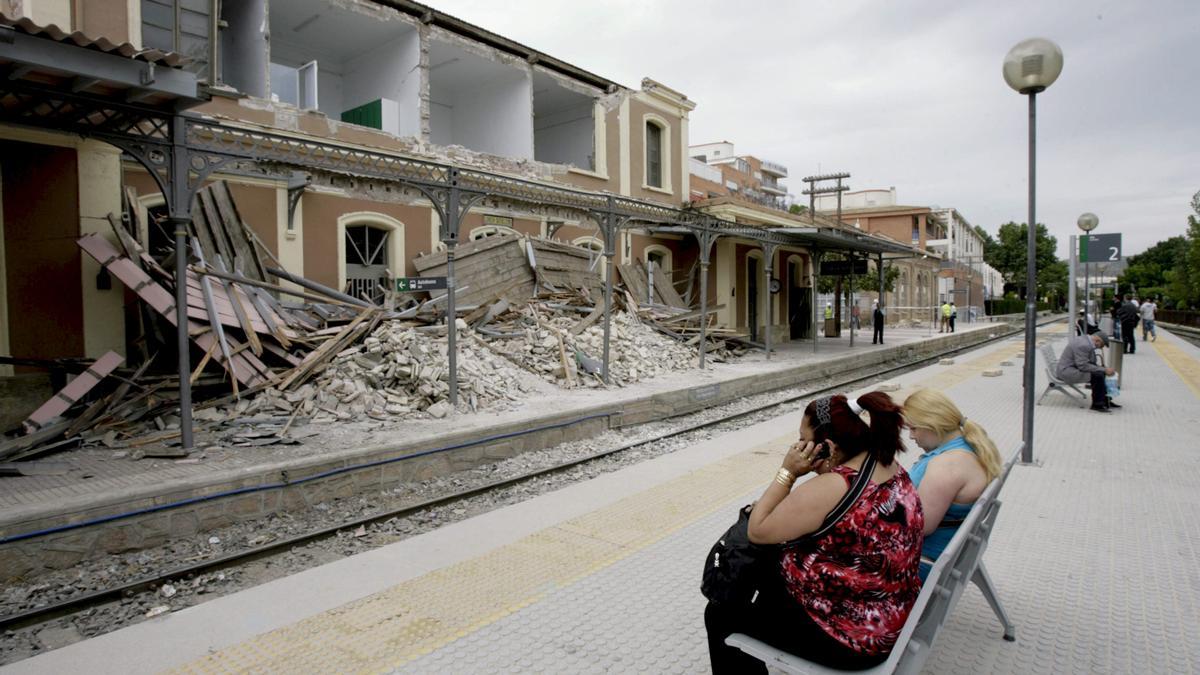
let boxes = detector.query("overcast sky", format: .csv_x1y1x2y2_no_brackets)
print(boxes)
431,0,1198,259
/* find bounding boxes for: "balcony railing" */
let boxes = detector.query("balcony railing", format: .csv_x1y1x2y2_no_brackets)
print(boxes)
760,181,787,195
761,160,788,177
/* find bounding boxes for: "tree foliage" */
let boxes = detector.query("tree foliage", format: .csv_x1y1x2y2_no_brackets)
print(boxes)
990,222,1063,300
1121,190,1200,309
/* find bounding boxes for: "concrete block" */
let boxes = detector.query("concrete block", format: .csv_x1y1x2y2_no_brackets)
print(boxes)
0,546,37,581
982,369,1004,377
96,525,143,554
876,382,901,392
228,493,265,519
999,360,1015,366
938,359,955,365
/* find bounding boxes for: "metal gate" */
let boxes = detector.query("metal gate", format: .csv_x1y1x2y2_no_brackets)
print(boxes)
344,224,389,303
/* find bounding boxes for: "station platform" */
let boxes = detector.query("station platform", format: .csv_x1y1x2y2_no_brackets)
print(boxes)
9,320,1198,674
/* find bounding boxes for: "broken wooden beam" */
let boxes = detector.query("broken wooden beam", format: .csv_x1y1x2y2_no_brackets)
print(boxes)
23,351,124,434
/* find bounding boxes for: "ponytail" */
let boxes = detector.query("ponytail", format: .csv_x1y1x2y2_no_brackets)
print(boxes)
855,391,905,465
961,419,1002,482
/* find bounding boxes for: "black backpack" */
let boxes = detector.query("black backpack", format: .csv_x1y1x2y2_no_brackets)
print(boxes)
700,453,876,606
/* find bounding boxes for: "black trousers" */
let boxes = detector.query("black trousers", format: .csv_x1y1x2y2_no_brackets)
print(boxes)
949,316,956,332
1122,321,1137,353
704,584,885,673
1088,370,1106,407
873,323,884,344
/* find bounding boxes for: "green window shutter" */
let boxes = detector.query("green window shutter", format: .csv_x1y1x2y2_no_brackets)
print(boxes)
341,100,384,130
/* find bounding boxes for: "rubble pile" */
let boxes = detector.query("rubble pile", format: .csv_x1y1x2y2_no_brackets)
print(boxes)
238,321,530,423
1,182,748,463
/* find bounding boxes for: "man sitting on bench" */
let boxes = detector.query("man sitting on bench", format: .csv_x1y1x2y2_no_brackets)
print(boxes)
1055,332,1118,413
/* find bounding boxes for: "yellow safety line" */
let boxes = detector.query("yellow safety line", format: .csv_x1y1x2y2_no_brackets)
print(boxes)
1150,337,1200,399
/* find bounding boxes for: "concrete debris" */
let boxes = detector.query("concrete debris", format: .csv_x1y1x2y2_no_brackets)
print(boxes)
999,360,1015,366
982,369,1004,377
6,189,747,462
938,359,956,366
144,605,170,618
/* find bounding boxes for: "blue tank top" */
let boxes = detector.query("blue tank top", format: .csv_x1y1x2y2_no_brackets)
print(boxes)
909,436,976,574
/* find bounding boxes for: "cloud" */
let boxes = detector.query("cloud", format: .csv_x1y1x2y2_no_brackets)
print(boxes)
429,0,1200,257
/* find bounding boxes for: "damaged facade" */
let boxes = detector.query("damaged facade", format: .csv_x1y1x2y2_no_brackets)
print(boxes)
0,0,920,445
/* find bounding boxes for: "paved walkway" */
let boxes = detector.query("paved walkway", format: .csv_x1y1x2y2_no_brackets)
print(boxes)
9,320,1197,674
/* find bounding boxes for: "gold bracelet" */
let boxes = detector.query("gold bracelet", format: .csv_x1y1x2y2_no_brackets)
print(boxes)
775,467,795,487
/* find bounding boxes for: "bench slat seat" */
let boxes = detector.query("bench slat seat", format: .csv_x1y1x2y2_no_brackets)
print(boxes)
1038,343,1089,408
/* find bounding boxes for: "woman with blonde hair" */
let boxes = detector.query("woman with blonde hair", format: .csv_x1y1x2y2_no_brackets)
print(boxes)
902,388,1002,580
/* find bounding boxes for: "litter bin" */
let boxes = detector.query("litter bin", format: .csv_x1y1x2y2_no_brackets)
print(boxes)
1107,344,1123,389
824,318,839,337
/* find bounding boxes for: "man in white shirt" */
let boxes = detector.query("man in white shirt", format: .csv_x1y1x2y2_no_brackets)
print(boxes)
1140,297,1157,342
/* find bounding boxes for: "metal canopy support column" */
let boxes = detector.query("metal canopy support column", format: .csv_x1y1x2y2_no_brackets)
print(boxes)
596,197,625,385
812,248,821,354
848,252,856,348
168,114,194,450
877,252,886,316
695,224,720,369
760,241,779,359
424,168,485,409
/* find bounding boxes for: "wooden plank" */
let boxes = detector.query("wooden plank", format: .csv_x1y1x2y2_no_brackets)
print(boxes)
277,309,375,391
212,182,266,282
213,254,264,357
651,262,687,309
189,188,224,266
23,352,124,433
78,234,268,388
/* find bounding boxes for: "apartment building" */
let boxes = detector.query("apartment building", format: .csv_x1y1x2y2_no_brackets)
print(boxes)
929,207,1000,317
815,189,941,322
687,141,789,208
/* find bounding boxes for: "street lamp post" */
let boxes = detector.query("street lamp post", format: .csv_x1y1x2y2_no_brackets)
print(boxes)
1076,213,1099,334
1004,37,1064,465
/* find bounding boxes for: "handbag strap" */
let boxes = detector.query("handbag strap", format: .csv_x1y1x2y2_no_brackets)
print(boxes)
782,451,878,548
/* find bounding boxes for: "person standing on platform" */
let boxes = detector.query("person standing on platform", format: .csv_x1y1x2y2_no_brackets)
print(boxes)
1055,332,1119,413
1140,297,1157,341
1116,294,1139,354
1110,299,1123,341
850,304,861,330
949,303,957,333
940,301,951,333
872,300,885,345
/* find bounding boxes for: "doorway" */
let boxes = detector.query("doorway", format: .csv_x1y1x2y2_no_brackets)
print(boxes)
747,256,759,342
788,259,811,339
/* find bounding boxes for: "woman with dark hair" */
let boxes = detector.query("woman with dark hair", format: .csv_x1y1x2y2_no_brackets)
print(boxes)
704,392,924,672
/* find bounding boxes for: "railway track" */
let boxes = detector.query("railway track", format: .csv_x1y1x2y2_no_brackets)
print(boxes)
0,317,1060,639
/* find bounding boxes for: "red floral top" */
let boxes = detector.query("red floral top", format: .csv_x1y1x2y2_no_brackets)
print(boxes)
780,464,924,656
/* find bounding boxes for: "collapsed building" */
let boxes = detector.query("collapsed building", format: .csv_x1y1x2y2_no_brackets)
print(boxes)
0,0,921,457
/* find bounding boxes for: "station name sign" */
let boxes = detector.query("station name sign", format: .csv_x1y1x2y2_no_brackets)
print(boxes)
819,259,869,276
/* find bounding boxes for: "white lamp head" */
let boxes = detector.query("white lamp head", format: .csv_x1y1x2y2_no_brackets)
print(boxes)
1003,38,1064,94
1077,212,1099,232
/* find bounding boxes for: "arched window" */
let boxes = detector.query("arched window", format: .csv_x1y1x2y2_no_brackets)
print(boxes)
344,224,390,303
337,212,405,303
645,121,663,188
573,236,606,278
469,224,520,240
642,114,672,192
643,244,673,277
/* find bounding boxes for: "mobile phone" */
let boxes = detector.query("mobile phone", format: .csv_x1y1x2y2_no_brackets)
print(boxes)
814,442,830,460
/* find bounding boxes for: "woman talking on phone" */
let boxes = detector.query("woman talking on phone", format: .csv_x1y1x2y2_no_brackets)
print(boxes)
704,392,924,672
